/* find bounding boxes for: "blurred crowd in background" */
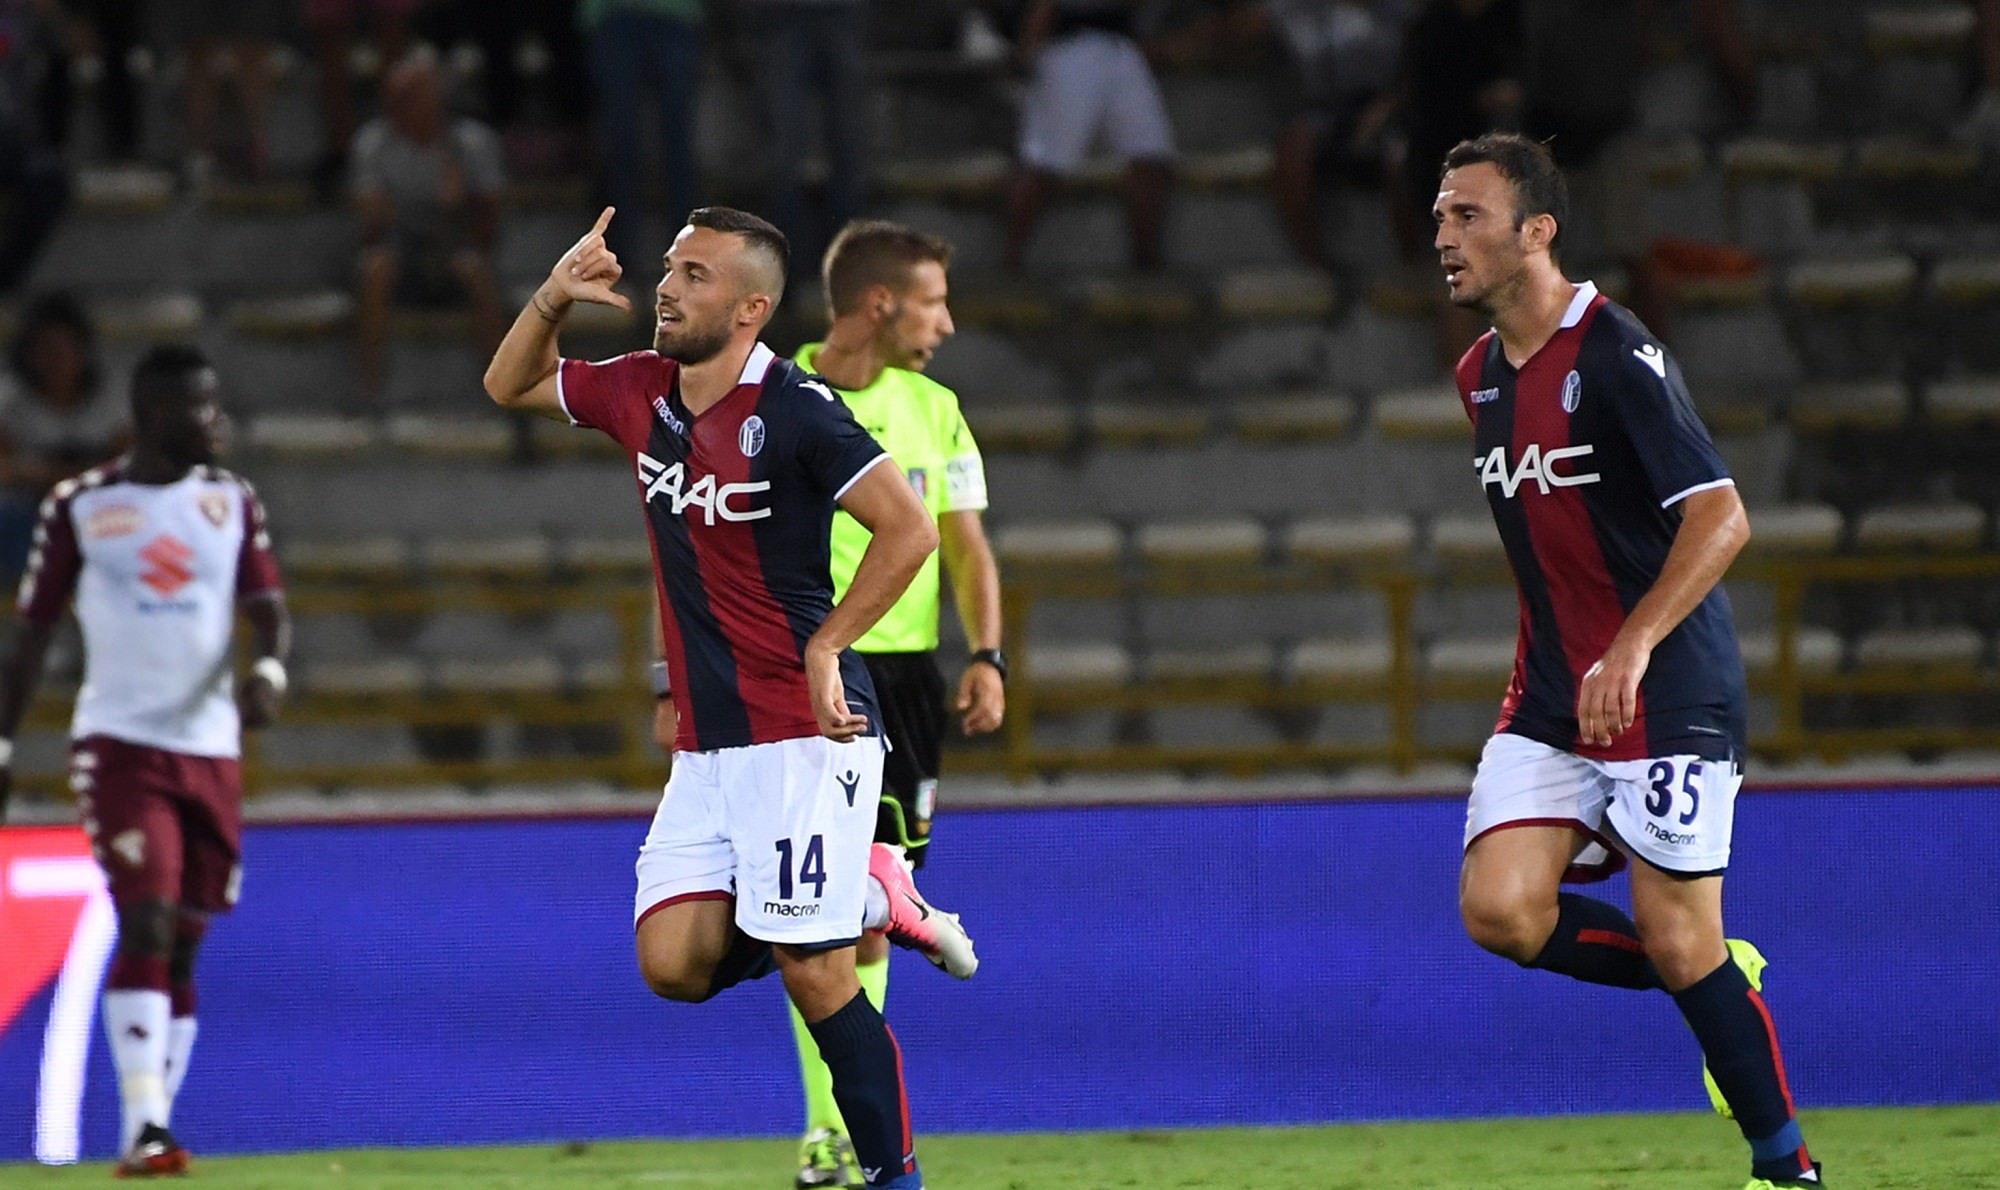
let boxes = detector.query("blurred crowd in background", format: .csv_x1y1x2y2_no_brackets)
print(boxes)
2,0,1998,573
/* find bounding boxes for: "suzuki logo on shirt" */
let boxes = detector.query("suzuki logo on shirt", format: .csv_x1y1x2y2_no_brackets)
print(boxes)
637,452,772,524
138,534,195,597
1475,443,1602,499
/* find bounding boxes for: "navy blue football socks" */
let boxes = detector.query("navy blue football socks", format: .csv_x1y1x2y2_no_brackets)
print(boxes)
1529,893,1663,990
807,991,921,1188
1673,958,1815,1181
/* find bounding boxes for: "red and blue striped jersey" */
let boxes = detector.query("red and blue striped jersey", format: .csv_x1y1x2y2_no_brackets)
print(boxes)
1456,282,1747,762
559,344,889,753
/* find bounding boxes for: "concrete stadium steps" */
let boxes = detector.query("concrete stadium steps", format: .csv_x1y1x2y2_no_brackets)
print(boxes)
1926,378,2000,425
1739,626,1845,678
1669,305,1805,392
1853,625,1991,671
1788,380,1913,433
255,457,631,538
981,433,1476,522
1852,502,1989,551
1741,502,1846,555
1412,588,1517,643
1135,590,1383,652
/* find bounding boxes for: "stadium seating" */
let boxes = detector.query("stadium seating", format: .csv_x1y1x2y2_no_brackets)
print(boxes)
6,4,1999,794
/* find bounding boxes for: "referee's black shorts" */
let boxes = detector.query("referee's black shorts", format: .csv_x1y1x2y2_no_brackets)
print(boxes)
861,651,947,868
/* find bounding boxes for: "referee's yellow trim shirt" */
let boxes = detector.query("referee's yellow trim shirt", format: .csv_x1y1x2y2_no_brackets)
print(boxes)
797,343,989,655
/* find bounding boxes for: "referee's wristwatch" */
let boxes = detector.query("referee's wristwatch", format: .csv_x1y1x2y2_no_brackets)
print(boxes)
967,648,1007,683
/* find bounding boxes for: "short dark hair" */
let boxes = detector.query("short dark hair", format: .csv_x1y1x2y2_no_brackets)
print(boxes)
8,292,102,395
130,344,213,425
821,220,953,317
1442,132,1570,257
686,206,790,290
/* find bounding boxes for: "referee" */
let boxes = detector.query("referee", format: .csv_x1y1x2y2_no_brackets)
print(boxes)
783,219,1004,1189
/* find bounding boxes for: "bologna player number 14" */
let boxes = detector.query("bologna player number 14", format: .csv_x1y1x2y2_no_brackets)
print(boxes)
775,835,827,901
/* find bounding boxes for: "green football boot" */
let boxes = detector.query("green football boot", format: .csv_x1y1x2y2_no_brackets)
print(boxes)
1705,938,1771,1118
795,1128,862,1190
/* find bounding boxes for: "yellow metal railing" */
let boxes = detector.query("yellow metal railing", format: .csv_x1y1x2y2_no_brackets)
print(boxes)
985,552,2000,779
9,553,1998,795
12,584,662,796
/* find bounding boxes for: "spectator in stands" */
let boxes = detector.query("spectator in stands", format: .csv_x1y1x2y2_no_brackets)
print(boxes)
1388,0,1521,259
179,0,283,183
482,0,588,177
0,0,71,292
351,53,506,397
1002,0,1175,273
579,0,705,283
307,0,424,198
38,0,145,162
1381,0,1520,367
1151,0,1413,271
746,0,869,283
0,293,129,586
1517,0,1665,331
435,0,588,176
1958,0,2000,148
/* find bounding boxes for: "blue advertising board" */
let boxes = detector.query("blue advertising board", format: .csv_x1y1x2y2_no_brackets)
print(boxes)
4,785,1997,1161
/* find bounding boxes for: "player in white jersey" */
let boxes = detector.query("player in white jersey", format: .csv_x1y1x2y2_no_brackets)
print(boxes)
0,345,290,1179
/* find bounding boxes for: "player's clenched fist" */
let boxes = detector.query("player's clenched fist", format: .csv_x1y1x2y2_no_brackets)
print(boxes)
538,206,631,314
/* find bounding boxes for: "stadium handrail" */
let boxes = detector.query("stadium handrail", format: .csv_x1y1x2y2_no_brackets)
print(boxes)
6,554,1995,794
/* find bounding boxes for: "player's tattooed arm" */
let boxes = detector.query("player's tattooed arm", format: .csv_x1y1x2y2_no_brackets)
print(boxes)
483,206,631,422
0,621,57,818
238,592,292,730
1576,486,1751,747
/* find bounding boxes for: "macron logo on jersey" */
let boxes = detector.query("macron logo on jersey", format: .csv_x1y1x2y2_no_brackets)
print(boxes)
637,452,772,524
1634,343,1668,379
651,396,687,436
1476,444,1603,499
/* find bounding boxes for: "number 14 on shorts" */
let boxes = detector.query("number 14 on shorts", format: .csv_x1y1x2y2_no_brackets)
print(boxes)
775,835,826,901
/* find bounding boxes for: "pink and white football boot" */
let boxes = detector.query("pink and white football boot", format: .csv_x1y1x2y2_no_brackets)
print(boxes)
868,843,978,979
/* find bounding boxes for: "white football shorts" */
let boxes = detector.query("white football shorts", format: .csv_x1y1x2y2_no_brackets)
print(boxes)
634,734,885,947
1463,732,1741,877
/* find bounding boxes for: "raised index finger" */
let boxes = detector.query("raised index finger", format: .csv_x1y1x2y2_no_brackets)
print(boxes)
566,207,618,258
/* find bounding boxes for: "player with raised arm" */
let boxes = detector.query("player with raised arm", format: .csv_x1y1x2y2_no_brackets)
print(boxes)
0,345,289,1179
1436,134,1822,1189
779,219,1005,1188
483,206,973,1190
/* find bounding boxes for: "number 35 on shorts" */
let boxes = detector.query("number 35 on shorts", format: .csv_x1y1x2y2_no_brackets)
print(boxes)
1607,754,1742,872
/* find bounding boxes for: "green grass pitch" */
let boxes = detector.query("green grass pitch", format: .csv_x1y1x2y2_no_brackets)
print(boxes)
1,1106,1994,1188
